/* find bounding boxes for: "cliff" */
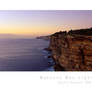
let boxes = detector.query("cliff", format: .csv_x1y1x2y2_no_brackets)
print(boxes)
49,28,92,71
36,36,50,40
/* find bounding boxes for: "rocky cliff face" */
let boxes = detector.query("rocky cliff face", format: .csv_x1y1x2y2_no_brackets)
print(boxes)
36,36,50,40
49,29,92,71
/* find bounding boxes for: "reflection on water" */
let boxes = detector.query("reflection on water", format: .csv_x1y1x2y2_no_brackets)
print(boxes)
0,39,54,71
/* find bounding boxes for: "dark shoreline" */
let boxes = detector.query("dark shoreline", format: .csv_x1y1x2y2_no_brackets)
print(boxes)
44,47,65,71
43,47,55,71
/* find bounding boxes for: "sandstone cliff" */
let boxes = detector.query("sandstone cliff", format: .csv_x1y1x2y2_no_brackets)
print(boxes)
49,28,92,71
36,36,50,40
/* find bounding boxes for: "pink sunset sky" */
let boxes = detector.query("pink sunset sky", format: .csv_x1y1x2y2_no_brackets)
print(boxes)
0,10,92,38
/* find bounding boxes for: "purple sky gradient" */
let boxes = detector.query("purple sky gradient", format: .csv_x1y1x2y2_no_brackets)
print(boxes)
0,10,92,37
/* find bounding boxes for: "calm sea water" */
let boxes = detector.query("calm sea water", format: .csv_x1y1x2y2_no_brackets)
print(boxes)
0,38,54,71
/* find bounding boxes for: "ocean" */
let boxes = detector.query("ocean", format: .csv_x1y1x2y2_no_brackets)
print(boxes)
0,38,54,71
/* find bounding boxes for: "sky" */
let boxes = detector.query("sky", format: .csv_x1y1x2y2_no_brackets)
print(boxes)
0,10,92,38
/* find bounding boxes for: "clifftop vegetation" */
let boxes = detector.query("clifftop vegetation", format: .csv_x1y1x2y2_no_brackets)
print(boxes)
52,27,92,37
